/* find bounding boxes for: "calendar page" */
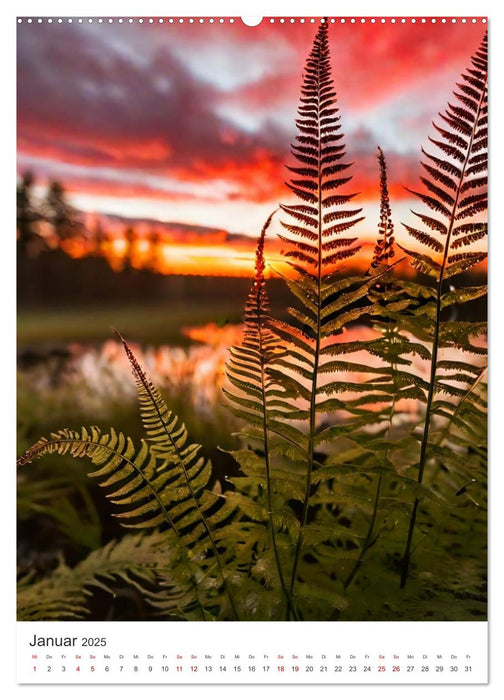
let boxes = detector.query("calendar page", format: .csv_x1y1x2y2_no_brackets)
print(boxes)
15,8,489,687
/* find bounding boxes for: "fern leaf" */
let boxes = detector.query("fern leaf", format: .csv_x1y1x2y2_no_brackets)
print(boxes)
112,333,239,618
224,212,298,616
269,20,378,617
17,532,207,621
402,226,443,253
18,427,178,529
399,31,487,587
19,340,241,619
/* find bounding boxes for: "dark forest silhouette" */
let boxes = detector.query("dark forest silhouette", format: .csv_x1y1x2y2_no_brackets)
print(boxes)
17,173,163,304
16,173,486,321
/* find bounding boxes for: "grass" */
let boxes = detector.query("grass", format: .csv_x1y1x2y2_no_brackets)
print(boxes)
17,300,244,348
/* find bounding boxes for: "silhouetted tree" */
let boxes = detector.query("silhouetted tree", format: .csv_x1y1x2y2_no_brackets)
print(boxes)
123,225,137,270
43,180,85,245
147,230,163,272
16,171,47,257
92,218,108,256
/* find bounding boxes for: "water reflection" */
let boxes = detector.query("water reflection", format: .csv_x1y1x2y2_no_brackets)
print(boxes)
18,322,486,425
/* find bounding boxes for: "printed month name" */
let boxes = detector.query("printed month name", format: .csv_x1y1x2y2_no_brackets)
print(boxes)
29,636,77,647
28,636,107,647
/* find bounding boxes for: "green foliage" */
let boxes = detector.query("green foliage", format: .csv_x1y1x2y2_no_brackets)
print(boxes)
394,30,488,586
18,533,165,621
17,23,487,622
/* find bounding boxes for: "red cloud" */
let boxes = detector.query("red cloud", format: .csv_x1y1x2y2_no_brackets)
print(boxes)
17,18,486,222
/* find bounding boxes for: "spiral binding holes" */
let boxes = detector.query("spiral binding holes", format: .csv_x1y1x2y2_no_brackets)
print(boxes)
17,17,487,25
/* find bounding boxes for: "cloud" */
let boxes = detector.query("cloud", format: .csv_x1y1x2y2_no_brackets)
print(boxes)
17,19,486,224
17,22,287,186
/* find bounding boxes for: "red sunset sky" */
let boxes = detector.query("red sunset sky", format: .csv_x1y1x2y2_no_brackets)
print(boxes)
17,17,486,276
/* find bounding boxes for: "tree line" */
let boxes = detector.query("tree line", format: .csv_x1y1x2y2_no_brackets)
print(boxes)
16,172,157,272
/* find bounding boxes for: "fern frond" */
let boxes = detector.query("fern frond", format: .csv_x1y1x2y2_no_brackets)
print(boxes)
341,146,409,589
18,427,178,530
370,147,395,269
270,21,377,617
224,212,297,616
399,31,487,587
115,333,239,618
17,531,199,621
18,339,241,619
281,22,362,278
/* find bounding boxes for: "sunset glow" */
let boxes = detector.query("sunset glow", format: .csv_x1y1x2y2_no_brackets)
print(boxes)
17,18,486,277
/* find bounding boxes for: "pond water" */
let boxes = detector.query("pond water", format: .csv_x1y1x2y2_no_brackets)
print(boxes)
17,321,486,438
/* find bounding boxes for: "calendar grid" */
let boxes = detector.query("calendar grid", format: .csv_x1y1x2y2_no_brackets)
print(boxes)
17,621,488,684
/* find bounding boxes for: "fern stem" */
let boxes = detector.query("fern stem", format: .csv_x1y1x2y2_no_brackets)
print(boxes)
258,337,298,620
343,474,382,589
255,214,296,618
254,291,297,618
286,328,320,619
400,496,420,587
286,43,324,622
344,314,397,590
400,70,487,588
151,397,239,619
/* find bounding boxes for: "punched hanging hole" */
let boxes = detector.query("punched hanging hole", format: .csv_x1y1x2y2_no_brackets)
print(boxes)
241,16,263,26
